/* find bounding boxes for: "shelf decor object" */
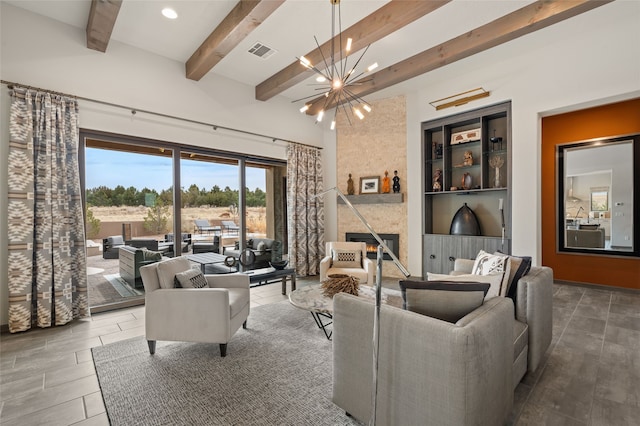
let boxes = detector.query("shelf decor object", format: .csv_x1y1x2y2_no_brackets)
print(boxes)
314,186,410,426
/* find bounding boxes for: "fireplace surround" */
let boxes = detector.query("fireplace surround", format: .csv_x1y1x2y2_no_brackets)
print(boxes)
345,233,399,261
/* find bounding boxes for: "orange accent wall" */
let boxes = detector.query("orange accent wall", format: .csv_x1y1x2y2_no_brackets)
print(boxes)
541,98,640,290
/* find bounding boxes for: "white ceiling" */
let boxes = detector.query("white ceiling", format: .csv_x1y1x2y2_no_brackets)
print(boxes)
5,0,535,103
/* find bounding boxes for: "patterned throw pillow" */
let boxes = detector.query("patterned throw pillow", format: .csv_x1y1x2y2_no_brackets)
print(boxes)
331,249,361,268
471,250,512,297
174,268,208,288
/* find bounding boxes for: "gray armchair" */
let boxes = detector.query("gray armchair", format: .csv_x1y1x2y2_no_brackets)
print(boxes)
332,293,514,425
140,257,250,357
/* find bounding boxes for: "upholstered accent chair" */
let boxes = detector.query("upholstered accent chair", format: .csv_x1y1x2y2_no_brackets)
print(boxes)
139,257,250,357
320,242,374,285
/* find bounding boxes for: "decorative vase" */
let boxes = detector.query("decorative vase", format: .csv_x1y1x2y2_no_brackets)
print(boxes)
489,155,504,188
449,203,481,236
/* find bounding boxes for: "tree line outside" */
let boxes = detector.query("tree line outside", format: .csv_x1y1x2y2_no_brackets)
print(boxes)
84,184,267,238
85,184,266,208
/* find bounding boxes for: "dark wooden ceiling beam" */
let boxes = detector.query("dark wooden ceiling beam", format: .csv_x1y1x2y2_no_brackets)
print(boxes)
186,0,285,81
86,0,122,52
255,0,451,102
306,0,613,115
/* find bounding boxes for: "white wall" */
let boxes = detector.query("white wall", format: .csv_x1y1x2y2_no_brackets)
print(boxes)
0,3,324,327
322,0,640,276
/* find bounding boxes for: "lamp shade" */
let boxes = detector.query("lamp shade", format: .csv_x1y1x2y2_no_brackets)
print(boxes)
450,203,481,236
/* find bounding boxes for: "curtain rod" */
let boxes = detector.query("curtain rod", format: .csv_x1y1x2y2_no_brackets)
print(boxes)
1,80,322,150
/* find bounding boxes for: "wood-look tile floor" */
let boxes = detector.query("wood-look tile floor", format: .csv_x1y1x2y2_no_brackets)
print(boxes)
1,279,639,425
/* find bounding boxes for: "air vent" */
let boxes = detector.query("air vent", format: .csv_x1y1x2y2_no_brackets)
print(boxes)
248,42,277,60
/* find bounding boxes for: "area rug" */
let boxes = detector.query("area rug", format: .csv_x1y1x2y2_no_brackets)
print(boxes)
103,274,144,297
92,301,358,426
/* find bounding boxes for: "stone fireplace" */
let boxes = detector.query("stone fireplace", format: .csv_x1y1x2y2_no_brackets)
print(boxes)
346,232,399,261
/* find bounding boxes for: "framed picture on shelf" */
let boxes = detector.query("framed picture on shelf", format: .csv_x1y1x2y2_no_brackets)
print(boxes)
360,176,380,194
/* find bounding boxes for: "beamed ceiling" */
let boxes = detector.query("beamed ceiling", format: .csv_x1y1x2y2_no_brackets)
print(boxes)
7,0,613,114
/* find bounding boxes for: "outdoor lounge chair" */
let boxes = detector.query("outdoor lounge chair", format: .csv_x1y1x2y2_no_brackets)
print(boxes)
221,220,240,235
194,219,221,235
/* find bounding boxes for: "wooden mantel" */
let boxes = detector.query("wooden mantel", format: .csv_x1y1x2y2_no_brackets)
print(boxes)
337,193,404,205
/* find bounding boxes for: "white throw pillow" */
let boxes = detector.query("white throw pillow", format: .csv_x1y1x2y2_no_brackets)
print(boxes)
156,257,191,289
427,272,504,300
471,250,512,297
256,241,266,253
331,249,361,268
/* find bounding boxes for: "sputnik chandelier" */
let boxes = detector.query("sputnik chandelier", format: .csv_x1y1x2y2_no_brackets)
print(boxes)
295,0,378,130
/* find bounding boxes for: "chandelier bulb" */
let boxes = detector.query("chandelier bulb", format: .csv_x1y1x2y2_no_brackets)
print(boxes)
363,104,372,113
332,78,343,89
300,56,312,68
367,63,379,72
300,104,310,113
316,76,326,83
346,38,352,52
317,110,325,122
331,120,336,130
354,108,364,120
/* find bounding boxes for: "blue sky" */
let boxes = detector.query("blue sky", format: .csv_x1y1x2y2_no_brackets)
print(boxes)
85,148,265,192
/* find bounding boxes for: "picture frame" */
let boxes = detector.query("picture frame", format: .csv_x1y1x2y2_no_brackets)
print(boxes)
360,176,380,194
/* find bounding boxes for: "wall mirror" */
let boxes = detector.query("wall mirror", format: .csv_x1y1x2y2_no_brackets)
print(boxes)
557,134,639,257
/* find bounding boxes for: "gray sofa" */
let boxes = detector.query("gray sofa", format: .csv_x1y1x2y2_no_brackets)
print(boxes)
454,260,554,386
333,294,515,425
332,263,553,424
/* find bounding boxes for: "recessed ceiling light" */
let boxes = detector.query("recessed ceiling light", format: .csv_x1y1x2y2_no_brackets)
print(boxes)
162,8,178,19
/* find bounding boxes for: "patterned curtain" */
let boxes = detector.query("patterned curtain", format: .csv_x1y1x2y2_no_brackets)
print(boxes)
286,144,325,276
7,87,89,333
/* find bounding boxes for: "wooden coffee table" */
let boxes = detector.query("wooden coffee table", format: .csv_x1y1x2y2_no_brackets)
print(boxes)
289,284,402,339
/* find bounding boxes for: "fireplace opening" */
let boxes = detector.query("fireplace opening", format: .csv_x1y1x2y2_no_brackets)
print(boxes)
345,233,399,260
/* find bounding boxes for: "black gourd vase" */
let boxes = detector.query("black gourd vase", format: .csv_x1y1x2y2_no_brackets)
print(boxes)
449,203,481,236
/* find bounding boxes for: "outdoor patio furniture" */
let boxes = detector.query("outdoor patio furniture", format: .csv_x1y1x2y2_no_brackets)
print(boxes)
221,220,240,235
165,232,192,253
192,235,221,254
126,239,173,256
194,219,221,235
119,246,162,288
103,235,125,259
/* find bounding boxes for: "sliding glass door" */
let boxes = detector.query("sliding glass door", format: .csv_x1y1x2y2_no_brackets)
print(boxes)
80,131,286,311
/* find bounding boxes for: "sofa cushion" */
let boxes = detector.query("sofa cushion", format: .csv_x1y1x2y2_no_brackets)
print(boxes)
256,241,266,253
174,268,208,288
471,250,512,296
399,280,490,323
504,255,532,301
331,248,362,268
156,257,191,289
142,249,162,262
108,235,124,246
427,272,504,299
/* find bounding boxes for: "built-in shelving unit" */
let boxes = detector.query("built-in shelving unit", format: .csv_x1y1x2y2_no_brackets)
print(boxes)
422,101,512,275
